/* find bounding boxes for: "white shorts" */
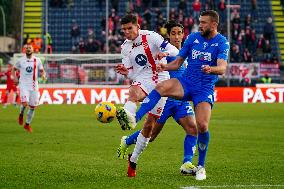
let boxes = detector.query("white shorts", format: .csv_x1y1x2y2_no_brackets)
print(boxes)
20,88,39,107
131,79,167,117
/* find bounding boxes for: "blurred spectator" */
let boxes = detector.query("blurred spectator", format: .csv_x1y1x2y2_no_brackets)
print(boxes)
85,38,100,53
230,44,241,62
205,0,215,10
244,14,252,28
218,0,226,23
178,0,187,16
251,0,258,22
243,48,253,62
169,8,176,20
78,38,85,53
143,9,152,29
135,0,142,13
70,20,81,46
142,0,151,10
43,32,53,54
192,0,201,22
261,74,272,84
263,40,272,60
32,34,43,53
256,34,265,56
263,17,274,41
87,27,95,41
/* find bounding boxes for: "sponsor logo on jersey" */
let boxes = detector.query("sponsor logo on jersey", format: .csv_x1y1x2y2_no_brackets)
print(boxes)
203,42,208,49
193,39,199,44
192,49,212,61
211,43,218,47
26,66,33,73
135,54,147,66
132,42,142,48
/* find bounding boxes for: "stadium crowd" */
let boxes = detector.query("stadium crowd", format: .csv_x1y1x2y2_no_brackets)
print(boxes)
21,0,278,66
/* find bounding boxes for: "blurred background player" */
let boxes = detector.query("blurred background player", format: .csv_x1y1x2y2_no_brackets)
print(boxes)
115,14,179,177
12,44,46,132
0,63,19,108
117,20,198,176
119,10,230,180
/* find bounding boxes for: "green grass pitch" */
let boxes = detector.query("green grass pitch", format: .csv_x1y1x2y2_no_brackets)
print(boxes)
0,103,284,189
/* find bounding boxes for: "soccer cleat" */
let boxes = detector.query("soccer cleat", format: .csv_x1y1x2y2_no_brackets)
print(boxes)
195,165,206,180
18,114,24,125
116,107,136,130
127,154,136,177
180,162,197,175
117,136,129,160
24,123,33,133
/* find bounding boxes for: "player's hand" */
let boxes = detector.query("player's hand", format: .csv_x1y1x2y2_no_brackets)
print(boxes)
42,74,47,81
115,64,129,76
157,63,167,72
201,65,211,74
155,52,169,60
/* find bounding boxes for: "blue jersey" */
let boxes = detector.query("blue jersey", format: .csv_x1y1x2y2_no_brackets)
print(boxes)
166,56,185,79
178,32,229,91
166,56,186,102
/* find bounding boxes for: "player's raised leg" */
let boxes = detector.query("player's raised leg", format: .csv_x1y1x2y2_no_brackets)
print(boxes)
116,85,146,130
135,78,184,122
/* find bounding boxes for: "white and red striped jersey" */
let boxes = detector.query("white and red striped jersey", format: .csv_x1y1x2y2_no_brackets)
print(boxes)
15,55,43,90
121,30,179,83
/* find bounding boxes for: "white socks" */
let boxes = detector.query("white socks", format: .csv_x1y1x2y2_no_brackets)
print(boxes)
130,133,150,163
124,101,137,115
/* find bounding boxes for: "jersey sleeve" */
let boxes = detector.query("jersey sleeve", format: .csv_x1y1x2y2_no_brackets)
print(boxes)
37,58,44,70
217,40,230,61
14,58,21,70
178,33,194,59
150,31,179,57
121,44,135,79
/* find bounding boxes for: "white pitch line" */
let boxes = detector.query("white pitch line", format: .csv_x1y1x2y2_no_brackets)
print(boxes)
181,185,284,189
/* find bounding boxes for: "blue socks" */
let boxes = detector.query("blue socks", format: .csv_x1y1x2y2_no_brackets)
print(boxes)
125,130,141,145
183,135,197,163
136,89,161,122
197,131,210,167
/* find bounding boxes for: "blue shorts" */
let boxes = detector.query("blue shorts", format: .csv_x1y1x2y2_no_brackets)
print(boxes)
157,99,194,125
177,76,215,108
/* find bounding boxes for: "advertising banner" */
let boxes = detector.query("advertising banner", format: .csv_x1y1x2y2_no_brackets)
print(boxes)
1,86,283,104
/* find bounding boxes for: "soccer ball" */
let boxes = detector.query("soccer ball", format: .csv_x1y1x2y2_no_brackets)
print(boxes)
95,102,116,123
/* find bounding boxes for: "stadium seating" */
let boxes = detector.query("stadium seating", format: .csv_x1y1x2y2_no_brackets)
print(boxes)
42,0,279,63
24,0,42,39
271,0,284,63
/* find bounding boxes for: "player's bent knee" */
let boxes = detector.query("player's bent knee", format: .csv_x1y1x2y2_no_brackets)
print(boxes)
197,122,209,133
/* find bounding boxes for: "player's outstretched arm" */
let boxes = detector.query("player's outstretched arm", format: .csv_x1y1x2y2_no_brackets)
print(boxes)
201,59,227,75
157,56,184,72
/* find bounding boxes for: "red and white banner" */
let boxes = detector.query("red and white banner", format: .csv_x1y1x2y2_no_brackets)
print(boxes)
1,86,284,104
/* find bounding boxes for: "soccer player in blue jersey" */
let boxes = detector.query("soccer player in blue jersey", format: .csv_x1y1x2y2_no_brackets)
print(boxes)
118,10,230,180
117,21,198,177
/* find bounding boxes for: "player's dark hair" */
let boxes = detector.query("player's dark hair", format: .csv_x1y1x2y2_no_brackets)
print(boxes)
120,14,138,25
200,10,219,24
164,20,184,35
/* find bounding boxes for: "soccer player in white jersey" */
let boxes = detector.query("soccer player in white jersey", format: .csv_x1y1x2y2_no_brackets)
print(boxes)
115,14,179,177
12,44,46,132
